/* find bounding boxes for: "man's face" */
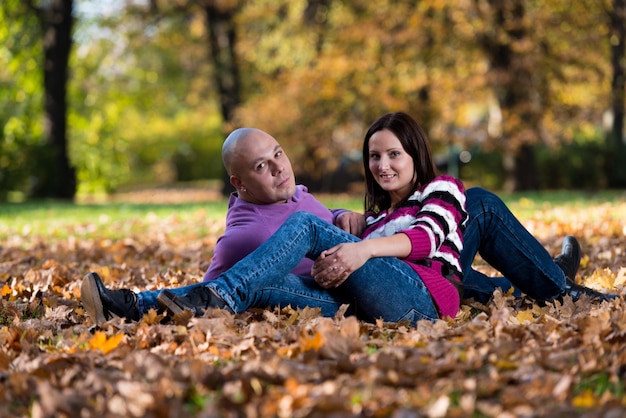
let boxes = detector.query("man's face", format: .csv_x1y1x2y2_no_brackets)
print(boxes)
230,131,297,204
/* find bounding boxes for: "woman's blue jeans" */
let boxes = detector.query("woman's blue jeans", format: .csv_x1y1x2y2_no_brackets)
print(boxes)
461,187,565,303
138,211,439,324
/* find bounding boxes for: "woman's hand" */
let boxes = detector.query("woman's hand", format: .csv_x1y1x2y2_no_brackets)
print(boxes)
311,242,372,288
312,233,413,288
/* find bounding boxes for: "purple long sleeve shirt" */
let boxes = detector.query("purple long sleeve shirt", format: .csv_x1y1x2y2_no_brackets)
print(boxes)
203,185,348,281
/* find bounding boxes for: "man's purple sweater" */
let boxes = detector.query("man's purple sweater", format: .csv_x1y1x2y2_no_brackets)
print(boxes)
203,185,348,281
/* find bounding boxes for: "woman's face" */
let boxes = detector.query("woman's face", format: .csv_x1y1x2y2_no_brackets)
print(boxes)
367,129,415,206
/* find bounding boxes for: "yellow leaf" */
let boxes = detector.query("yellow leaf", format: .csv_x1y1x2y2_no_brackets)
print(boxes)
495,359,518,370
614,267,626,287
586,268,616,290
89,331,124,354
1,284,11,297
580,255,590,269
572,389,597,408
515,310,534,324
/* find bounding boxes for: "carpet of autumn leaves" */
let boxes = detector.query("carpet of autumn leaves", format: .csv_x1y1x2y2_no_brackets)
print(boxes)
1,192,626,418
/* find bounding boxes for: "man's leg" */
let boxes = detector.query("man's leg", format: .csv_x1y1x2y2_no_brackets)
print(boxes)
81,272,213,325
84,211,439,325
204,211,439,323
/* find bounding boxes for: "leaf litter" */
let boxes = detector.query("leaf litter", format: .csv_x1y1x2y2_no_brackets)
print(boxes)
1,200,626,417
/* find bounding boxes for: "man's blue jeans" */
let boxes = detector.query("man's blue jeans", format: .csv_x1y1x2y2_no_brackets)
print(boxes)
138,211,439,324
461,187,565,302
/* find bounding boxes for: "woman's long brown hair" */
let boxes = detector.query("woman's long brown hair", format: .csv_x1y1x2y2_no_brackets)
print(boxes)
362,112,437,213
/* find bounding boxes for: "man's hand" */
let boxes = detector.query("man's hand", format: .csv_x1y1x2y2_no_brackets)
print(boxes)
335,211,366,236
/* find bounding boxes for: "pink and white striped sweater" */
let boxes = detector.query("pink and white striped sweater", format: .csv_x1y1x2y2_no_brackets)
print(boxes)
362,175,467,318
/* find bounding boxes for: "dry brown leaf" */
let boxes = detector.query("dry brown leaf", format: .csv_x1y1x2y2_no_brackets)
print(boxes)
2,196,626,416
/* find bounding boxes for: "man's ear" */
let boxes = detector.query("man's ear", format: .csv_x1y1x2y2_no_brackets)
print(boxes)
230,176,244,191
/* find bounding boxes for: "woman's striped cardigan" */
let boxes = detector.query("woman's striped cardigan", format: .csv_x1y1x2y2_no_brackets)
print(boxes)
362,175,467,317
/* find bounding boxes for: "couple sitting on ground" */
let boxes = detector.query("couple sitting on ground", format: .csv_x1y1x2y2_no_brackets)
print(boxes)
81,112,617,327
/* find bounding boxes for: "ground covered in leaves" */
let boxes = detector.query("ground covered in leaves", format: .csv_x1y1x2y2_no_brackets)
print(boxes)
1,193,626,417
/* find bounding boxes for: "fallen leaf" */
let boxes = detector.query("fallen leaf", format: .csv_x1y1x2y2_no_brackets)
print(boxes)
89,331,124,354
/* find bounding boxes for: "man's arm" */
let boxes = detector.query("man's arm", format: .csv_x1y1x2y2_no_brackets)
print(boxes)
202,227,268,281
333,210,366,236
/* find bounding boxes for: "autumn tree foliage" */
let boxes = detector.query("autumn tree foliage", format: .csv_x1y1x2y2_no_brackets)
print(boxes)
1,0,625,197
230,0,625,191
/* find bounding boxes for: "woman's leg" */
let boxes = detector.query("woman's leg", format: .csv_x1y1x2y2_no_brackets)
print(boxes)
461,187,564,301
205,211,439,323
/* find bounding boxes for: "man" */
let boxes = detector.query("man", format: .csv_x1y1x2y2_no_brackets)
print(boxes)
81,128,615,325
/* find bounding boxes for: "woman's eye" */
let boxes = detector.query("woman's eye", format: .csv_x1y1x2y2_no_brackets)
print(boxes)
276,151,283,158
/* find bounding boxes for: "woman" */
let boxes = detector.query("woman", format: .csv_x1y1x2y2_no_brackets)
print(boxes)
83,112,467,324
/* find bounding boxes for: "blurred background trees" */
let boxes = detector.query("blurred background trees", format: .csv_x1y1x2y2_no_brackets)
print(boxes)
1,0,625,201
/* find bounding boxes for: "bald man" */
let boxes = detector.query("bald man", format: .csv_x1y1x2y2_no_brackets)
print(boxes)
81,128,366,324
203,128,365,281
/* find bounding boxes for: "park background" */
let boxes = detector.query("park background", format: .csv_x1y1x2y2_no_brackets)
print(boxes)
2,0,626,202
2,1,626,417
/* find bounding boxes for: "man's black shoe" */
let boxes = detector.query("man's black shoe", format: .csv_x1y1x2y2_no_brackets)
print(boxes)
157,286,232,317
553,236,617,303
81,272,140,325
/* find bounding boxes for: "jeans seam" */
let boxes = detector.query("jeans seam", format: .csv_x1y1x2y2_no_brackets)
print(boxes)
214,217,313,311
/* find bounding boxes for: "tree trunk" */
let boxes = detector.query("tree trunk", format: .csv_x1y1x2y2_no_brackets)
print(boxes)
303,0,331,53
477,0,540,191
34,0,76,199
607,0,626,188
513,143,537,190
202,2,241,196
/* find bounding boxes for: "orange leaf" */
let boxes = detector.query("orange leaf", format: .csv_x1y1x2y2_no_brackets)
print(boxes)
301,331,324,352
1,284,10,297
88,331,124,354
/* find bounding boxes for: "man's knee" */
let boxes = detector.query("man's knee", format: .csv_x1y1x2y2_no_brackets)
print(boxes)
287,210,316,225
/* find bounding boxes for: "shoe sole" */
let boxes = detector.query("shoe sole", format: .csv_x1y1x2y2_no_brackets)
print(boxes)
157,291,185,316
81,272,109,326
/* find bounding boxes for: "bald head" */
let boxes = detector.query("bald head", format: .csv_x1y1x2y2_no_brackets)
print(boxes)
221,128,297,204
222,128,264,176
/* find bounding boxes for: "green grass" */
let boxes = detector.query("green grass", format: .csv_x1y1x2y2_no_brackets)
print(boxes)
0,200,229,223
0,189,624,241
0,200,230,240
496,189,626,219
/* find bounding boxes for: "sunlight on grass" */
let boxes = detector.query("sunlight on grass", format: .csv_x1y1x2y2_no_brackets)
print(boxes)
0,200,230,241
499,190,626,220
0,189,624,242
